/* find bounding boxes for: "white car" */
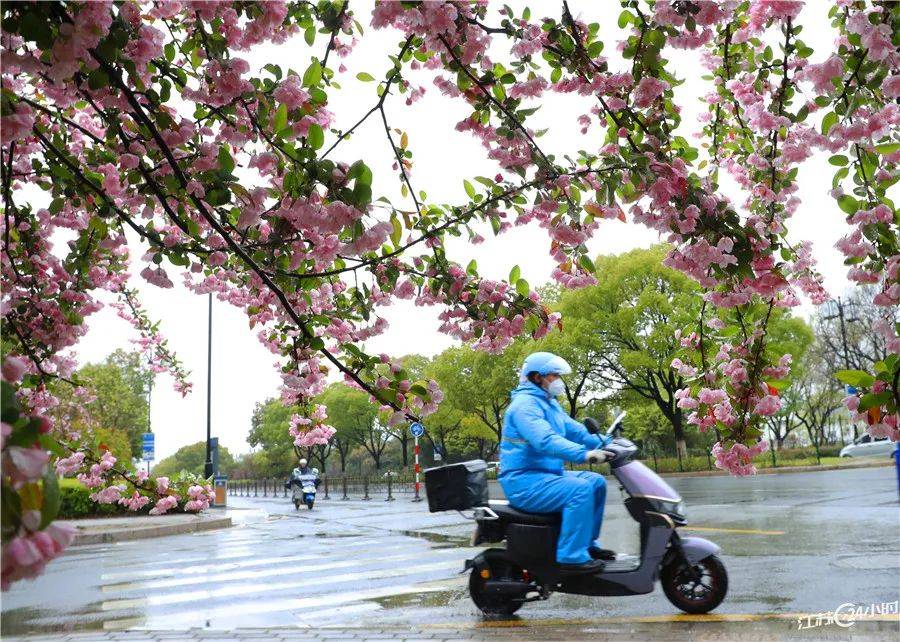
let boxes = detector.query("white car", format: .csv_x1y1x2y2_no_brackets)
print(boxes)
839,434,896,458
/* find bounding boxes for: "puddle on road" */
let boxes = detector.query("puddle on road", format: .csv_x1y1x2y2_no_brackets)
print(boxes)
399,529,471,547
1,603,113,637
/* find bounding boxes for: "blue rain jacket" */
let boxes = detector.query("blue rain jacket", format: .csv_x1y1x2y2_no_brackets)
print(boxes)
499,382,610,475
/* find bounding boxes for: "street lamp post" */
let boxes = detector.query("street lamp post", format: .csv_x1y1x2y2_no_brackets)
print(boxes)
204,292,214,479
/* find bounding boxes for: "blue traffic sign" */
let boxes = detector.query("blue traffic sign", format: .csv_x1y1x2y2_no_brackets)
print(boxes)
141,432,155,461
410,422,425,438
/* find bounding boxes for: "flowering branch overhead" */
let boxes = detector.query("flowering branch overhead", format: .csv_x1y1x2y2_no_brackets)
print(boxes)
1,0,897,585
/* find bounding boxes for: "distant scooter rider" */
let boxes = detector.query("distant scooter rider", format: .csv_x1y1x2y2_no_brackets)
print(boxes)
499,352,615,574
290,459,320,487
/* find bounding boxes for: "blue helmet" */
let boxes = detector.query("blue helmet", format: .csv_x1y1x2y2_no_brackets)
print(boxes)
519,352,572,383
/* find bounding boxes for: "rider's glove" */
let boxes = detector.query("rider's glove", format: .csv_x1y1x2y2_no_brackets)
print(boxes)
585,449,611,464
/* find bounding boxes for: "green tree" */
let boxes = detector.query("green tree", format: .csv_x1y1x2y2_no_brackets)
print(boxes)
152,441,235,478
51,349,152,463
247,398,299,475
557,246,703,457
427,344,522,460
319,384,390,470
318,384,376,472
556,246,814,458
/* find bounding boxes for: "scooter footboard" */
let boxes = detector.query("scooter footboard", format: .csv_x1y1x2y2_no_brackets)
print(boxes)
678,536,720,565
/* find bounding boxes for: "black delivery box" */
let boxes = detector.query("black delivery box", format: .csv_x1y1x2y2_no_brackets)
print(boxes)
424,460,489,512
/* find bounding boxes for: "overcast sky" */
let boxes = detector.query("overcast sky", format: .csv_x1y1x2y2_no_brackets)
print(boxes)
62,1,850,461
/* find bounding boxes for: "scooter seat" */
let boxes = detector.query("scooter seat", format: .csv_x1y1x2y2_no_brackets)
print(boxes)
488,500,561,526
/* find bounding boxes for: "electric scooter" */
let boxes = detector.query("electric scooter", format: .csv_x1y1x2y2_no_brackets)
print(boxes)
453,413,728,616
287,470,319,510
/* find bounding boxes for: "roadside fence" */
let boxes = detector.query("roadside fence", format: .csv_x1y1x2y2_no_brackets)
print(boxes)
227,474,419,502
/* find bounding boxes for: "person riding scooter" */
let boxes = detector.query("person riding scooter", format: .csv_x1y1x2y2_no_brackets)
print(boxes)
499,352,614,574
287,459,320,488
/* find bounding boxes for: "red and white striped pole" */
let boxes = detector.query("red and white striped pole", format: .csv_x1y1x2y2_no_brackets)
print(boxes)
413,437,422,502
411,422,424,502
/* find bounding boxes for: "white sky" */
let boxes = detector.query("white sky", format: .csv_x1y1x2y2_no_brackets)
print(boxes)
60,1,852,460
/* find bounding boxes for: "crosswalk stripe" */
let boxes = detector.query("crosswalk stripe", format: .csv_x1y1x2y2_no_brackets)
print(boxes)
101,540,440,591
103,579,469,630
101,551,472,609
100,535,394,581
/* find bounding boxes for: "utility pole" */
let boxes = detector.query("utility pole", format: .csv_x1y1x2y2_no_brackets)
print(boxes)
204,292,214,479
824,297,860,440
147,359,153,476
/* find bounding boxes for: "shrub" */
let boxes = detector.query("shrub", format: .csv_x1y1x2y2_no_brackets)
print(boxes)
57,478,150,519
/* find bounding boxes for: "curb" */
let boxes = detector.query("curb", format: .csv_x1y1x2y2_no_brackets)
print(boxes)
70,515,233,545
657,459,894,478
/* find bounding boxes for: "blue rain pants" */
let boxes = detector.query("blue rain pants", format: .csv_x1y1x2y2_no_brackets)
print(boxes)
498,382,611,565
500,469,607,564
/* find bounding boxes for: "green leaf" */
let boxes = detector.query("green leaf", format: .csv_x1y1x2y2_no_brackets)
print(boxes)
356,72,375,82
463,179,476,199
302,60,322,87
164,43,176,63
617,10,633,28
515,278,530,297
509,265,521,283
39,471,59,530
87,69,109,90
274,103,288,132
307,123,324,150
304,26,316,46
217,145,235,173
578,254,595,273
828,154,847,166
821,112,838,135
390,216,402,246
833,369,875,388
858,391,891,412
874,142,900,155
466,259,478,275
837,195,858,215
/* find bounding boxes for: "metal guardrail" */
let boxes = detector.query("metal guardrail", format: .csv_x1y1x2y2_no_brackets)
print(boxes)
227,474,420,502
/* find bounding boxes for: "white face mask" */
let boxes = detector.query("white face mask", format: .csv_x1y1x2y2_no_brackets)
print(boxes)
545,378,565,397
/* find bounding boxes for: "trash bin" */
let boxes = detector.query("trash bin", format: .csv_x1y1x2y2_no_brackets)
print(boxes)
213,474,228,507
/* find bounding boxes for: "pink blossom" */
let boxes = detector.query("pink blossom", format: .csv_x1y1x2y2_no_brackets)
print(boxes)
753,394,781,416
632,77,669,108
2,356,28,383
149,495,179,516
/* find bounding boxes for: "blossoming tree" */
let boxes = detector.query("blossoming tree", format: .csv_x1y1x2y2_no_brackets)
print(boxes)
1,0,897,586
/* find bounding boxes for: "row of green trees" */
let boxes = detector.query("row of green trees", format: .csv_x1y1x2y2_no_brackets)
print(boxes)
57,247,880,480
241,246,869,478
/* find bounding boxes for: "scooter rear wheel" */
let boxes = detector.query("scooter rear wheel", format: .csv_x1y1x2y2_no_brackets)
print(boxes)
661,554,728,614
468,559,525,617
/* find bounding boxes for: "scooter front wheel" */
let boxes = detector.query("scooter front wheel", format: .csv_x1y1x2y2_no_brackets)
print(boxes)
468,559,525,617
660,554,728,614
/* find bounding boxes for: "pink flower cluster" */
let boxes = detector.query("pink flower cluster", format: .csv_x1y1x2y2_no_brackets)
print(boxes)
1,522,77,590
289,407,336,447
184,484,214,512
711,439,769,476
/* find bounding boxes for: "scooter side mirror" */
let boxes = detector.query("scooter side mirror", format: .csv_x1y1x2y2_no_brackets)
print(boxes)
607,411,627,437
583,417,602,435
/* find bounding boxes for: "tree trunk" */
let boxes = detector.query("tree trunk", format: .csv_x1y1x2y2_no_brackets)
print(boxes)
672,412,687,459
399,434,409,467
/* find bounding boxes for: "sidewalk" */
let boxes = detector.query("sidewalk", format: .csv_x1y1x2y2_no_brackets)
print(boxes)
2,618,898,641
657,458,894,478
61,510,232,545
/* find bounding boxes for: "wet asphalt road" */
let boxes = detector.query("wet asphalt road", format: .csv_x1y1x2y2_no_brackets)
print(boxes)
1,466,898,638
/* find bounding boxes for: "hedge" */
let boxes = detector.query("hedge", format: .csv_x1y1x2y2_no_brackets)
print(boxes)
57,478,146,519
